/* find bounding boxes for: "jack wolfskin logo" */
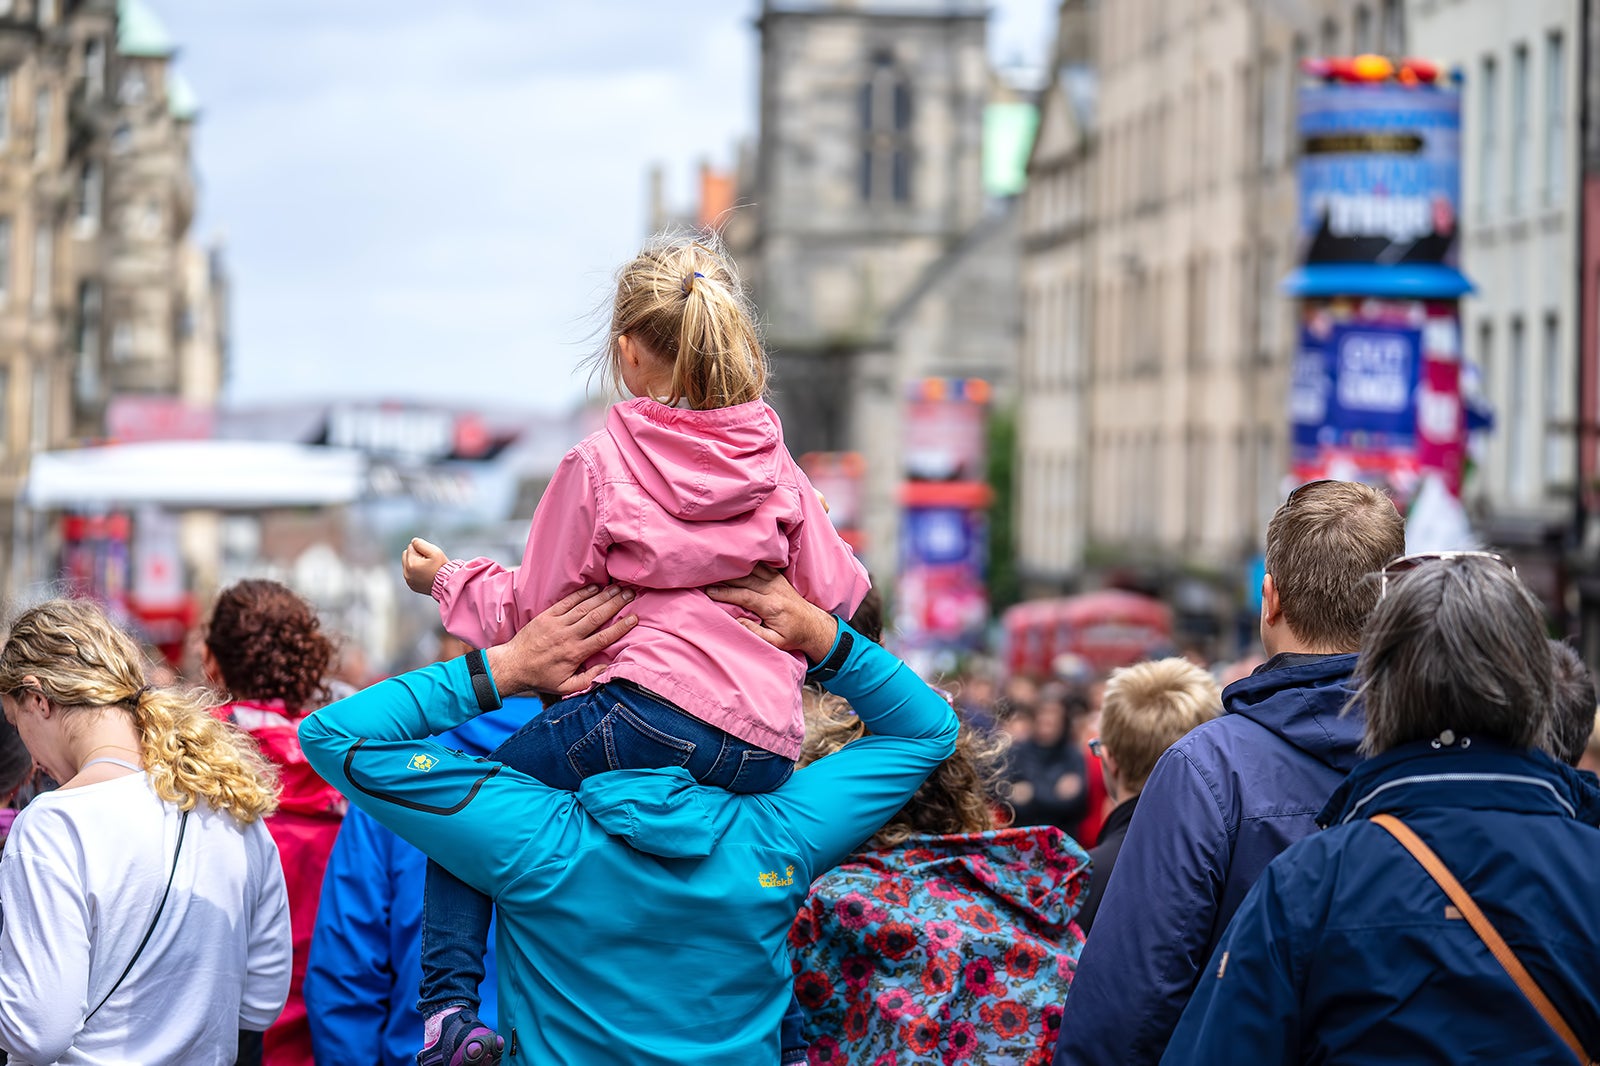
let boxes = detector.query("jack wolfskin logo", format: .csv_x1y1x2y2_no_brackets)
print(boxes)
759,864,795,888
408,753,438,772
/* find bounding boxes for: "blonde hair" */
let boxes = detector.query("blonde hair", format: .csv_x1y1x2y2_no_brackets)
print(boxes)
1099,657,1222,792
798,690,1007,849
1265,480,1405,651
0,600,280,824
597,230,768,410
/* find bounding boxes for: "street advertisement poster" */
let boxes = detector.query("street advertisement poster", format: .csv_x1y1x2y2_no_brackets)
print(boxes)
1290,299,1468,497
898,378,992,652
898,506,989,649
800,452,866,553
903,378,989,482
1297,83,1461,270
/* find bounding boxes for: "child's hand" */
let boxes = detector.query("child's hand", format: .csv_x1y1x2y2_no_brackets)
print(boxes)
402,538,448,595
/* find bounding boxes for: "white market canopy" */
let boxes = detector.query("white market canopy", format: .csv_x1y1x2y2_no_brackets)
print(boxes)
24,441,368,510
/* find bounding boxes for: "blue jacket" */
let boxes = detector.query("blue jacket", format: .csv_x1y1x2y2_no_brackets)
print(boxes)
1163,740,1600,1065
303,700,534,1066
1055,653,1363,1066
298,623,958,1066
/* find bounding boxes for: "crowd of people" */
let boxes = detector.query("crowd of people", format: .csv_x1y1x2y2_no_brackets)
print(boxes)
0,230,1594,1065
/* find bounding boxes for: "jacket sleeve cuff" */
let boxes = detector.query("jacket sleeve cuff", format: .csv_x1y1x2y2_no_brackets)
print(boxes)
805,619,855,685
430,558,466,601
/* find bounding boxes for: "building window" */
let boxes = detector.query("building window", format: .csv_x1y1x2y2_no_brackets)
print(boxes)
1258,244,1280,355
1380,0,1404,54
1260,53,1284,168
32,87,47,162
74,280,99,407
30,219,48,314
76,161,99,230
0,68,13,146
110,318,133,362
84,37,105,99
1352,6,1373,54
859,51,912,205
1508,316,1526,497
0,216,10,307
1319,17,1340,58
1544,313,1564,485
1478,57,1497,220
30,363,47,450
1510,44,1529,213
1544,32,1566,205
37,0,55,26
0,366,10,458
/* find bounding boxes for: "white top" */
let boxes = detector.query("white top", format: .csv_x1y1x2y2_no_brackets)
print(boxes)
0,772,291,1065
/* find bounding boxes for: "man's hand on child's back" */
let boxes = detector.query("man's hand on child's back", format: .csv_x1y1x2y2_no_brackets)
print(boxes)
707,565,838,665
402,537,448,595
487,585,638,697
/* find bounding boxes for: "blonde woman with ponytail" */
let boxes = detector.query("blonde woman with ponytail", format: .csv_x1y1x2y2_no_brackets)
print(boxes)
393,230,871,1064
0,599,291,1065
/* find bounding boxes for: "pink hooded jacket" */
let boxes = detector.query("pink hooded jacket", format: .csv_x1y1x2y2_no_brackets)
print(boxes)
431,398,870,760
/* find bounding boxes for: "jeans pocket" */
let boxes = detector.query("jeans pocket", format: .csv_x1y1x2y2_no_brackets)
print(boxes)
728,748,796,794
566,702,697,780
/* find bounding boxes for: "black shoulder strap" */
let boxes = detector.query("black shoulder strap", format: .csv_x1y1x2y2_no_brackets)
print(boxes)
86,807,190,1022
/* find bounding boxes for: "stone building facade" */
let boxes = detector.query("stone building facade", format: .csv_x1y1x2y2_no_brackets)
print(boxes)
1016,0,1405,609
0,0,223,598
1407,0,1581,605
733,0,1022,579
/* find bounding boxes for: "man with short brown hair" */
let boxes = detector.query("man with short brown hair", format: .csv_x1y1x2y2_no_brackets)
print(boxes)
1054,480,1404,1066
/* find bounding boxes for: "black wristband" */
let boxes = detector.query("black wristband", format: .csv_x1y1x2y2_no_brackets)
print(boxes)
805,625,854,685
464,649,502,712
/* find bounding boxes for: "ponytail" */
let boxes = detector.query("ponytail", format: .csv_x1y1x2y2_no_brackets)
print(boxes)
600,230,769,410
133,686,281,823
0,599,281,824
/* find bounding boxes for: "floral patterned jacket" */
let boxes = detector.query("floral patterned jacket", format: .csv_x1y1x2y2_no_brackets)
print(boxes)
790,825,1090,1065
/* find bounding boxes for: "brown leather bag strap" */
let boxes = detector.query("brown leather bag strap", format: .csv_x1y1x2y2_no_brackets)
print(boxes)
1371,813,1597,1066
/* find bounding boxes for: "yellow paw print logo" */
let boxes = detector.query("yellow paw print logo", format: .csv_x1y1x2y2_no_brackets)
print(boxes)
408,753,438,772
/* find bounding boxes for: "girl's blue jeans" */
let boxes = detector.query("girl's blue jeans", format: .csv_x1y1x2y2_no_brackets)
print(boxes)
418,679,796,1015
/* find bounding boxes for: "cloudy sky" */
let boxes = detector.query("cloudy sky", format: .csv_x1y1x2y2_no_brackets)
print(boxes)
155,1,1054,412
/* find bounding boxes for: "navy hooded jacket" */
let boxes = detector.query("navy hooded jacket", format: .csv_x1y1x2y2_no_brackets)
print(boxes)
304,699,532,1066
1162,739,1600,1065
1055,653,1364,1066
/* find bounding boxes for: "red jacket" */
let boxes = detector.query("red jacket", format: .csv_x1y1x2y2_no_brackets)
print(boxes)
219,701,345,1066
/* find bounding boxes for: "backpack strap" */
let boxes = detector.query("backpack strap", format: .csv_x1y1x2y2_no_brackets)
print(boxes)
1370,813,1597,1066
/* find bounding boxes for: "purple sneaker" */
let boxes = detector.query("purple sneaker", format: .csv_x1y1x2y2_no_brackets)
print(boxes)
417,1009,504,1066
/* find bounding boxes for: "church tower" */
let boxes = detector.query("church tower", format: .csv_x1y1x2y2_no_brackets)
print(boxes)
744,0,990,456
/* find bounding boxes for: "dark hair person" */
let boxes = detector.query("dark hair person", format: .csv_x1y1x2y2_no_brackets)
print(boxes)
1164,556,1600,1064
1549,640,1598,768
0,599,289,1063
203,579,344,1066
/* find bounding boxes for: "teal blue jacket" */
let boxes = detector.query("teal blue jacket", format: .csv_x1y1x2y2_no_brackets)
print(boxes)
298,623,957,1065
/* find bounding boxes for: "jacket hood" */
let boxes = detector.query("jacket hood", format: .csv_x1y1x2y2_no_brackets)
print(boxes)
606,398,783,522
1318,738,1600,828
866,825,1089,930
575,767,721,858
1222,653,1364,775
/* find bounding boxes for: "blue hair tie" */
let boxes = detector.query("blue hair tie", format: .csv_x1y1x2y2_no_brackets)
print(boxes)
682,271,706,295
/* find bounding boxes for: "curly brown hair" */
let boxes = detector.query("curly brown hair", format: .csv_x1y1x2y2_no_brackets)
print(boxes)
204,580,333,713
798,690,1010,850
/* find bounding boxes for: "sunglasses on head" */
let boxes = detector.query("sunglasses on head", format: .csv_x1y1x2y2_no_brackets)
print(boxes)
1378,551,1515,599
